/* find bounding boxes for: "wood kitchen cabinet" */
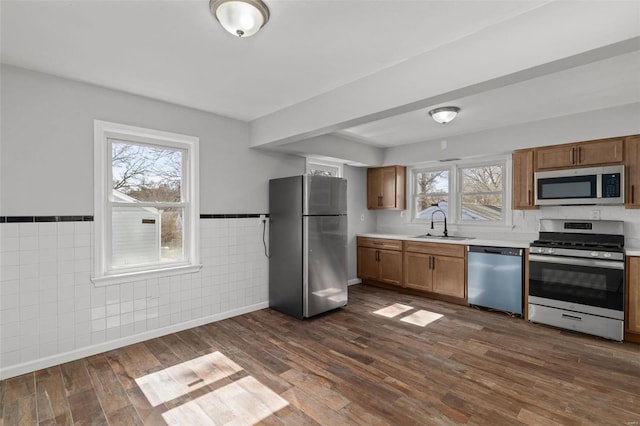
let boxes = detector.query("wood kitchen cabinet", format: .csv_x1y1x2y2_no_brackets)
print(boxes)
625,135,640,208
404,241,466,302
625,256,640,343
512,149,537,210
367,166,406,210
357,237,403,286
535,137,624,171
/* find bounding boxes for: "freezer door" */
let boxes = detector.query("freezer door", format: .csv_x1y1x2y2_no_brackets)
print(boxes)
304,215,348,317
304,175,347,215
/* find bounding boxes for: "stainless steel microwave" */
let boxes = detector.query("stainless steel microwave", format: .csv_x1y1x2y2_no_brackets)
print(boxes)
534,165,624,205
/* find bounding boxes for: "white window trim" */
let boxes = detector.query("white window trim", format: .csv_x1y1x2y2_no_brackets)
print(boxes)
306,158,343,177
409,155,512,230
92,120,201,286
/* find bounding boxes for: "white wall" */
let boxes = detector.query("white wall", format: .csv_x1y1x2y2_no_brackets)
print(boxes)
344,165,376,281
0,64,303,215
0,65,304,379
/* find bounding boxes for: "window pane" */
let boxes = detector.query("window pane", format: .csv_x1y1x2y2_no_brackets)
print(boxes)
415,197,449,219
415,170,448,195
461,194,503,221
308,168,336,177
112,140,183,202
111,206,184,268
461,166,502,193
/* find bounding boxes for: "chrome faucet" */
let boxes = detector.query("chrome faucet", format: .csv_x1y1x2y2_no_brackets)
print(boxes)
430,204,448,237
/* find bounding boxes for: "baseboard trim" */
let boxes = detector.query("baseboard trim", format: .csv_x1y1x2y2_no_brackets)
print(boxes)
348,278,362,286
0,301,269,380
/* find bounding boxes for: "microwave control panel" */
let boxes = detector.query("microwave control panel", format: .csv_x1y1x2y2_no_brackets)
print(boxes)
602,173,621,198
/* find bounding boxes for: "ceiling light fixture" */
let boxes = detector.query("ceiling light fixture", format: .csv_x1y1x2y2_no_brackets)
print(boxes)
210,0,270,38
429,106,460,124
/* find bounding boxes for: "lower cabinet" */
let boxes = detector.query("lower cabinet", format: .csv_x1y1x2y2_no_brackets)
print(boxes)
626,256,640,343
357,237,467,303
404,241,466,300
357,237,403,286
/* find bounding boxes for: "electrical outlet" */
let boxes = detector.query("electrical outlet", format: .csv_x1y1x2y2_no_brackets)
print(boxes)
590,210,600,220
441,140,447,150
259,214,266,224
360,214,365,222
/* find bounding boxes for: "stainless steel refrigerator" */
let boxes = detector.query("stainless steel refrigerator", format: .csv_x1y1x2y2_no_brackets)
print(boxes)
269,175,348,319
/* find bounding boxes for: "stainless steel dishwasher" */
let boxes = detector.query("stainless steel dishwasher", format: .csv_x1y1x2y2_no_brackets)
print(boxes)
467,246,524,316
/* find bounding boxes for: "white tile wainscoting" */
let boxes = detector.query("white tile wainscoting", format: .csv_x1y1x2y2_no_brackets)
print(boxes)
0,216,269,379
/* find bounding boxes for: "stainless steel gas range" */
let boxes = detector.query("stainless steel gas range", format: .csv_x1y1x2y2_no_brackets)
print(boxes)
528,219,625,341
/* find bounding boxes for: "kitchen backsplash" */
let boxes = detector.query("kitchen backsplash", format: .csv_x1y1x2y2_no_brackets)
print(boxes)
0,216,269,379
375,205,640,248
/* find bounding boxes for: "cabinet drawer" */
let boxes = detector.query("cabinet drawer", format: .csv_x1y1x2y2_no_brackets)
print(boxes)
357,237,403,251
404,241,465,258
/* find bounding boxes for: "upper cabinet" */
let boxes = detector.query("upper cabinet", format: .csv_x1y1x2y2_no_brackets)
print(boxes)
625,135,640,209
512,149,537,210
535,137,624,171
367,166,406,210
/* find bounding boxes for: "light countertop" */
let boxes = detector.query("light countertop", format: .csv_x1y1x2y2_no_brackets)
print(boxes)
359,233,640,256
357,233,531,249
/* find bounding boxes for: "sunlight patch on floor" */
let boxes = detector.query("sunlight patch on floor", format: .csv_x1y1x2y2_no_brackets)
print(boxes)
135,351,243,407
373,303,413,318
400,310,444,327
161,376,289,426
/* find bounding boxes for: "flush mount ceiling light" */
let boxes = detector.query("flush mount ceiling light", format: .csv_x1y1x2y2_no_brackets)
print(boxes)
429,106,460,124
210,0,270,38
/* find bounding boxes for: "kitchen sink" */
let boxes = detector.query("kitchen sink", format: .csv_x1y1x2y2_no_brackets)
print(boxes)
412,235,475,241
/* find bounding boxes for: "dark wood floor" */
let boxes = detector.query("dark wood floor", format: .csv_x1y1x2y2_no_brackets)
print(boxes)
2,284,640,425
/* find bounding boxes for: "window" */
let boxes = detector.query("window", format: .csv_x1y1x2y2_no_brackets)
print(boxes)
410,157,510,227
459,165,503,222
93,121,200,285
306,158,343,177
413,169,449,220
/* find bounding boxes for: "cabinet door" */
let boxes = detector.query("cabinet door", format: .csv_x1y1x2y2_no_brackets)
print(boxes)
380,167,398,208
404,252,433,292
626,257,640,335
535,144,577,170
577,138,623,166
432,255,465,299
367,168,382,209
625,135,640,208
512,149,537,209
357,247,379,280
379,249,403,286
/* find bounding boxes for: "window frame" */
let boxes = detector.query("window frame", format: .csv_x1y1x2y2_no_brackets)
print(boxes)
409,155,512,229
93,120,200,286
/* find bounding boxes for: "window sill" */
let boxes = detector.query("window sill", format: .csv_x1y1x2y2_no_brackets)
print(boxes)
91,264,202,287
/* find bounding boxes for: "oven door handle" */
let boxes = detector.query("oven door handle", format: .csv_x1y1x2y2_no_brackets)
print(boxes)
529,254,624,270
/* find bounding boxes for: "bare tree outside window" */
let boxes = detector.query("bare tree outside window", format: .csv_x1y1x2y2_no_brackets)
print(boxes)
414,170,448,217
111,141,185,267
460,165,503,221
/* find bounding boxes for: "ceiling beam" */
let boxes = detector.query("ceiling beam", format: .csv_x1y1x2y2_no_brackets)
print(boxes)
249,1,640,149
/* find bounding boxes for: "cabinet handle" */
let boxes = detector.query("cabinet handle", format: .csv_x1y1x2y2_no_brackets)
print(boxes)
527,189,532,205
376,250,379,262
577,147,582,164
377,195,382,207
432,256,436,270
570,147,575,165
632,185,636,204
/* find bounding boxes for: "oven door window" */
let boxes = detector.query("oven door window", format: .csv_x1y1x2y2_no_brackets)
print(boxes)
529,259,624,311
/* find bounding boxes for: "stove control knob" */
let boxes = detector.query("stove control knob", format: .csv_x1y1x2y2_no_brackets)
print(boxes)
547,248,555,254
591,251,599,257
603,252,612,258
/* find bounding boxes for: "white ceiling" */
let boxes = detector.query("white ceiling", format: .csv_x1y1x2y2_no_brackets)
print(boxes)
2,0,639,152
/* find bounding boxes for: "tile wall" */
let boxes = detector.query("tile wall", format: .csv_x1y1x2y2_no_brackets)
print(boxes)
0,217,269,378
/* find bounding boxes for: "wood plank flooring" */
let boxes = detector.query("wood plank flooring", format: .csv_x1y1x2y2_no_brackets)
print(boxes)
2,284,639,425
